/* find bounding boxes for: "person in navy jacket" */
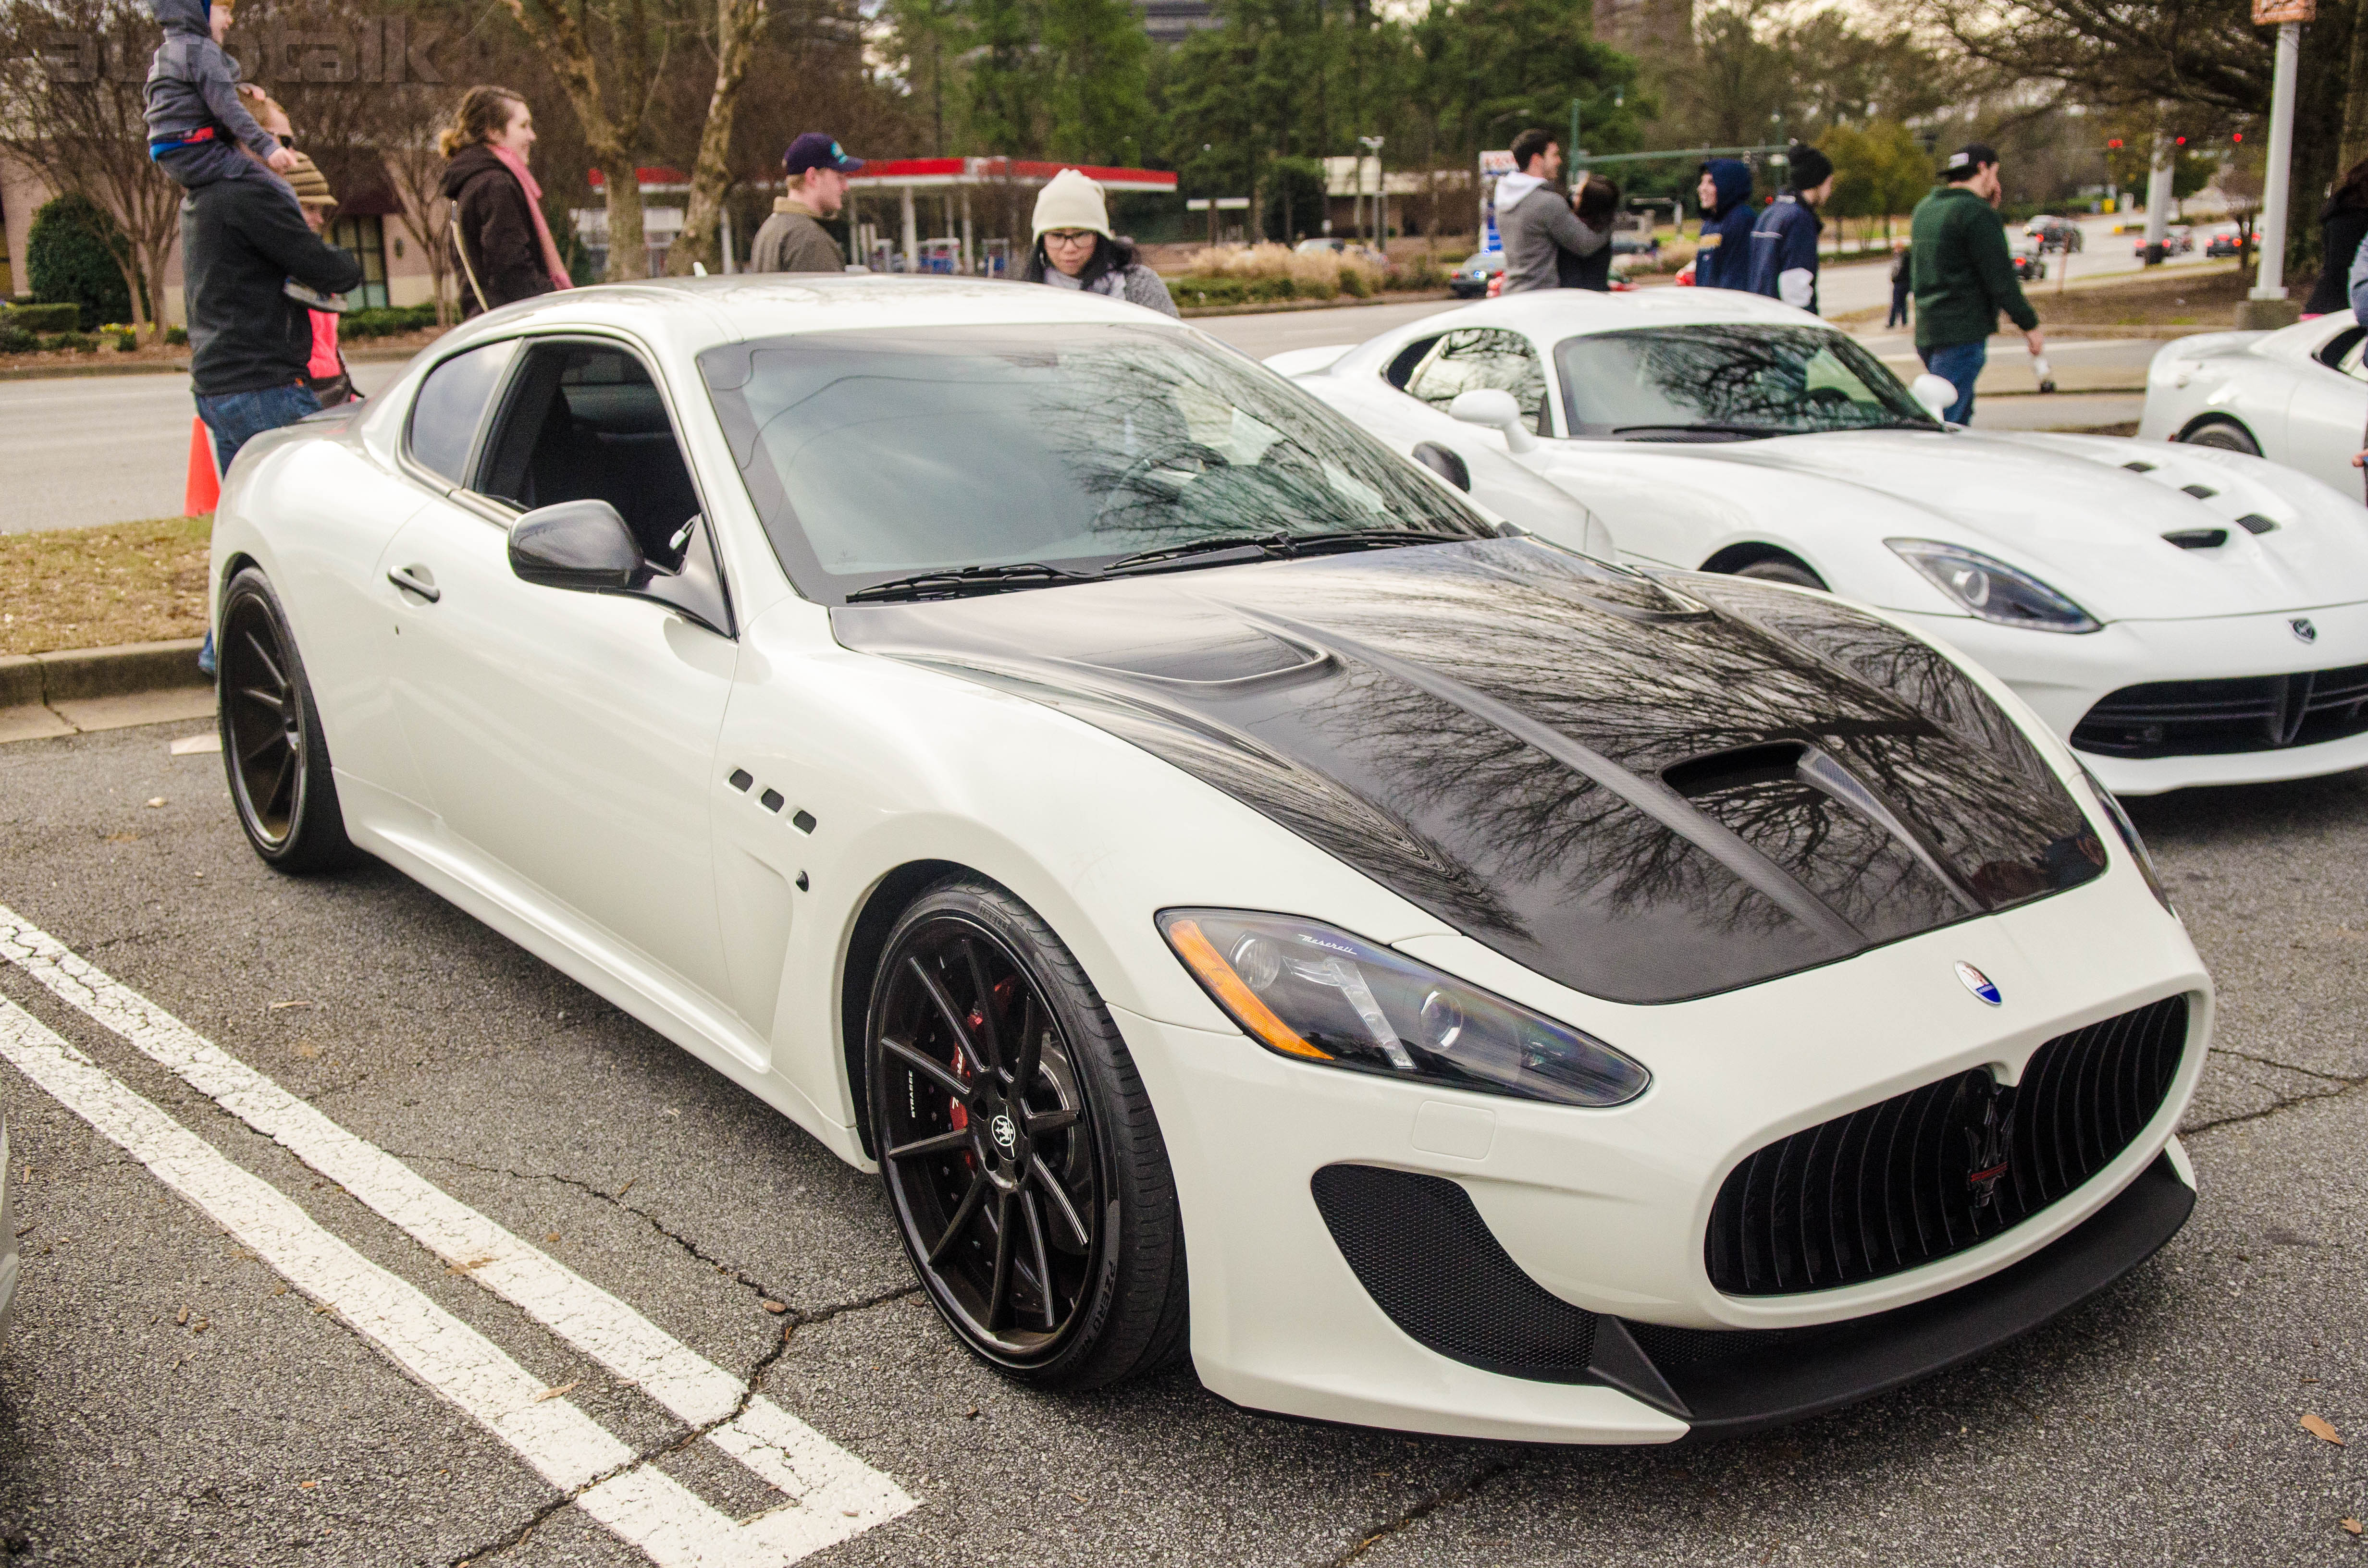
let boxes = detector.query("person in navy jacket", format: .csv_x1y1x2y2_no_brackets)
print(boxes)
1692,159,1758,290
1746,144,1836,312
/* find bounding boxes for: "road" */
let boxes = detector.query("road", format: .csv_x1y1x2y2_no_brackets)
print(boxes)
0,708,2361,1566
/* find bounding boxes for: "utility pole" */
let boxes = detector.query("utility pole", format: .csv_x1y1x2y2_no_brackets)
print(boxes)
1568,98,1582,171
2240,0,2309,327
2141,115,2174,266
1359,134,1385,243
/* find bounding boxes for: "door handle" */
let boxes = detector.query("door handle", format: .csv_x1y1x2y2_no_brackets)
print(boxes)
387,564,441,602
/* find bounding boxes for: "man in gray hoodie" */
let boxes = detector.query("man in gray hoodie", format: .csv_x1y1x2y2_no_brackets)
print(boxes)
1496,128,1609,294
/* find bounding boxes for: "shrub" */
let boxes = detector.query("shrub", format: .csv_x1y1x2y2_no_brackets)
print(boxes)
1,301,82,333
342,303,439,339
1396,253,1450,291
39,331,98,353
1337,265,1370,299
165,324,188,346
1293,275,1338,301
0,325,36,354
1179,242,1387,296
28,194,132,329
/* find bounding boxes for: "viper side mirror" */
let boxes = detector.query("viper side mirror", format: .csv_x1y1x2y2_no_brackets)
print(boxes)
1909,373,1956,425
1448,388,1541,455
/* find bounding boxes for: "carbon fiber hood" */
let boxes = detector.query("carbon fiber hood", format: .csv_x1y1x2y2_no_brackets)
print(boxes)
833,540,2106,1004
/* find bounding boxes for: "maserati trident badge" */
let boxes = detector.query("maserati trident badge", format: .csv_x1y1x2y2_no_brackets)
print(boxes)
989,1112,1018,1153
1955,961,2002,1006
1962,1084,2016,1213
2292,617,2319,644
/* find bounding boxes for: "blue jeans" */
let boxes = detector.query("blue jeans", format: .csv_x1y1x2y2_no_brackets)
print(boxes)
1919,340,1985,425
196,383,319,674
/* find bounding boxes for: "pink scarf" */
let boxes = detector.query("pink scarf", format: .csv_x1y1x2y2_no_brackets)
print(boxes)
490,143,573,293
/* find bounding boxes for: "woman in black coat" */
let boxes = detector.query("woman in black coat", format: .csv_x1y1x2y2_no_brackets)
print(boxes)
437,86,572,316
2305,158,2368,319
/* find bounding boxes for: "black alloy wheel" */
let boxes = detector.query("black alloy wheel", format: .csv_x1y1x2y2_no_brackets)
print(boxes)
1732,555,1829,591
2177,418,2262,458
866,879,1187,1390
218,567,358,872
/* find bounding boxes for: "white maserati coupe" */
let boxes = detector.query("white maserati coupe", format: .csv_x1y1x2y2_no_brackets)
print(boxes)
209,275,2209,1444
1277,291,2368,796
2137,311,2366,500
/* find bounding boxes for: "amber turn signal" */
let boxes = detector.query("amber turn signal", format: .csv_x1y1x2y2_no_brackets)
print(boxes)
1164,918,1333,1061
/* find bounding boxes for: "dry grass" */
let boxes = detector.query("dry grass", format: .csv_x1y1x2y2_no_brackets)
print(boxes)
1181,242,1390,291
0,514,211,657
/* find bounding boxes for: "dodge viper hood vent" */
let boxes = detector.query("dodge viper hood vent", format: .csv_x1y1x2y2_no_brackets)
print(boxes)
834,540,2105,1004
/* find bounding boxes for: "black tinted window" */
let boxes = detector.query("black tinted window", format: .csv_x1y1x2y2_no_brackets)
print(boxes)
407,339,520,484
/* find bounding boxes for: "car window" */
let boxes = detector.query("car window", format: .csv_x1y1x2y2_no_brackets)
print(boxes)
698,322,1494,604
1553,324,1937,440
406,339,520,486
1385,336,1441,389
2321,326,2368,382
477,340,705,570
1404,329,1547,434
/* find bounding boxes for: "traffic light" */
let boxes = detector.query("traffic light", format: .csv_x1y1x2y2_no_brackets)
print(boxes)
2232,132,2244,143
2174,135,2186,146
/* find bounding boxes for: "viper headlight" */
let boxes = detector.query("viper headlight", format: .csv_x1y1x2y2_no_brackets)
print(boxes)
1887,539,2100,633
2078,764,2175,914
1158,910,1649,1107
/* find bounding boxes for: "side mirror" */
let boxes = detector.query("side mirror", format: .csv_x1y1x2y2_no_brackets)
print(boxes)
510,499,644,591
1448,388,1540,454
1909,373,1957,424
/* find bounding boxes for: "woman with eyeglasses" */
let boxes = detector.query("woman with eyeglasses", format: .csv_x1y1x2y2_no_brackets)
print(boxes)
1018,169,1178,317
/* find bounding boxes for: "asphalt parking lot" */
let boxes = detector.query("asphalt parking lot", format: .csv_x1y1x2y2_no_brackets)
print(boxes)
0,719,2361,1567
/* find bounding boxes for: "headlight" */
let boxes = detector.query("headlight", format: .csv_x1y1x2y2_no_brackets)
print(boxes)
1887,539,2100,633
1157,910,1649,1107
2077,765,2175,914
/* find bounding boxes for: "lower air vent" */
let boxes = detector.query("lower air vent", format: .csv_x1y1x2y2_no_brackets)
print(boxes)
2073,663,2368,757
1312,1164,1598,1378
1706,994,2189,1296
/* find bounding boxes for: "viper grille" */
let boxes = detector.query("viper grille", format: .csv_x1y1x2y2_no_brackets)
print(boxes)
1311,1164,1597,1379
2072,664,2368,758
1706,994,2190,1297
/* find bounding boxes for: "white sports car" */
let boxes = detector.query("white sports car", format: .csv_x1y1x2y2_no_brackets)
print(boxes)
1279,291,2368,796
209,275,2208,1444
2138,310,2366,500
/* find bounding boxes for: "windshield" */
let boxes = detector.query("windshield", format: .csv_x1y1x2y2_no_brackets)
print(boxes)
700,323,1493,603
1553,324,1940,441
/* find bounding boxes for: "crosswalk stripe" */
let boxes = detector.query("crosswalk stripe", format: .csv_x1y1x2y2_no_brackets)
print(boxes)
0,905,915,1563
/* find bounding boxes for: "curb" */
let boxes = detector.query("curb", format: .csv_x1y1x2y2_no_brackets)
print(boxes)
1178,290,1455,319
0,638,207,710
0,359,191,381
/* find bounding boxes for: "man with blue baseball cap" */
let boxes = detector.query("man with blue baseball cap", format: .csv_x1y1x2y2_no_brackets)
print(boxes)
750,132,865,273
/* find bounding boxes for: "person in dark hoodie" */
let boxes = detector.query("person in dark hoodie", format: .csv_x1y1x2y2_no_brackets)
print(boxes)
1745,143,1835,312
439,86,573,316
144,0,299,195
1692,158,1756,291
2304,157,2368,319
1556,174,1622,291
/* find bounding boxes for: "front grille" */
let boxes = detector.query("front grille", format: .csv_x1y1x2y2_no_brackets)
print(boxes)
2073,663,2368,758
1706,994,2189,1296
1311,1164,1597,1379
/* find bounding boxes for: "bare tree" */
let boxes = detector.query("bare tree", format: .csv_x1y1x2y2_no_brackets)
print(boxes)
664,0,764,273
0,0,181,341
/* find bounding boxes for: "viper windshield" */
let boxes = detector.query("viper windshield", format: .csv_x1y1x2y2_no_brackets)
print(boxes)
701,323,1494,603
1554,324,1941,441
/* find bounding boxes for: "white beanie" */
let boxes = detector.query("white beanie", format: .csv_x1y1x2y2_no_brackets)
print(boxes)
1031,169,1112,240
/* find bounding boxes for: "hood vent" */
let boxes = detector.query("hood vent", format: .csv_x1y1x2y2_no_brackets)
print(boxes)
2180,483,2218,500
2121,460,2157,473
2235,513,2279,535
2163,528,2228,550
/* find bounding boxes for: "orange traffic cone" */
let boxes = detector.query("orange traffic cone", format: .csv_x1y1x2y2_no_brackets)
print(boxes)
185,416,221,516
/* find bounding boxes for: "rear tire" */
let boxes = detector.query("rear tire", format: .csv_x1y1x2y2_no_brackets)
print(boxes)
217,567,358,873
865,877,1188,1391
2176,418,2261,457
1731,555,1829,591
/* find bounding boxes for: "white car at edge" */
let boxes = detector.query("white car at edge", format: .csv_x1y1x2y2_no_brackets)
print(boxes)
206,275,2208,1445
2137,309,2367,500
1278,289,2368,796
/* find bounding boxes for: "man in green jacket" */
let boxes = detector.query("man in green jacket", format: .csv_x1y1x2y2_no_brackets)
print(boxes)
1909,144,2044,424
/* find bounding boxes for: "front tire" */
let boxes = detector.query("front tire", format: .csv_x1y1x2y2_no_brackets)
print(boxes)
1731,555,1829,591
865,878,1187,1391
2176,417,2262,457
217,567,358,873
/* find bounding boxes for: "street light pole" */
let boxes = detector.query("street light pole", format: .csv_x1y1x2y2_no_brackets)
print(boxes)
2235,0,2310,326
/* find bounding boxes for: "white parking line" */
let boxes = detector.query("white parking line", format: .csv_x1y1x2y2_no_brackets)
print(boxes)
0,906,915,1564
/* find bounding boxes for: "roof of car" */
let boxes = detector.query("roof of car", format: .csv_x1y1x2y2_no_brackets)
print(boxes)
1370,286,1820,341
423,274,1185,365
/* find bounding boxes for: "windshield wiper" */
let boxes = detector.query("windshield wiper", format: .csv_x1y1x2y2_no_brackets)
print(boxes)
1100,533,1297,576
1611,422,1782,439
844,563,1097,602
1287,527,1457,555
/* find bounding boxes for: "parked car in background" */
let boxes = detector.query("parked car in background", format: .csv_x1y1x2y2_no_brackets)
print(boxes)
2010,246,2048,282
2025,215,2084,253
1296,237,1388,269
2139,313,2368,500
1449,250,1503,298
2204,228,2243,259
1282,288,2368,796
2134,226,2194,257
